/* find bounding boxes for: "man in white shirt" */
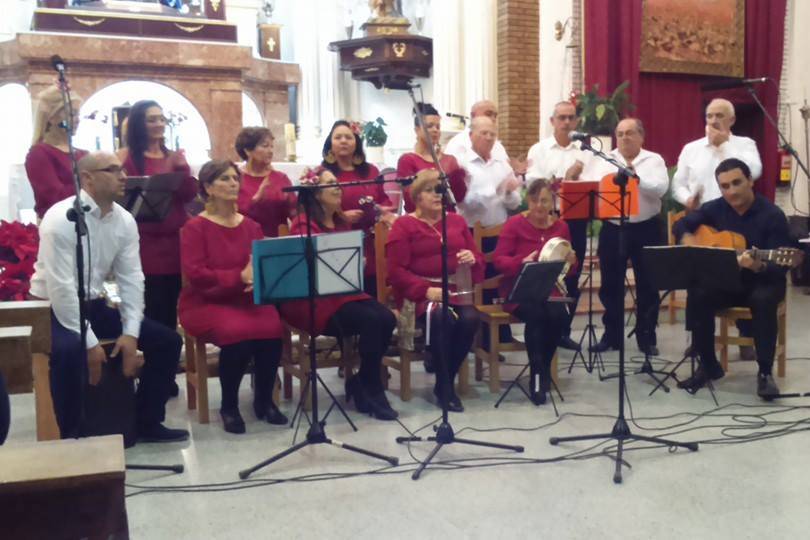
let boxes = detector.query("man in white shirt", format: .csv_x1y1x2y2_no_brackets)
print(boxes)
30,151,188,442
588,119,669,355
672,98,762,211
458,117,522,228
444,100,510,163
525,101,592,350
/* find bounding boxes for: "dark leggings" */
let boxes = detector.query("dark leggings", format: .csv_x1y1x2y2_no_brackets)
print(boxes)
423,305,480,391
218,339,282,411
514,303,567,368
323,299,396,393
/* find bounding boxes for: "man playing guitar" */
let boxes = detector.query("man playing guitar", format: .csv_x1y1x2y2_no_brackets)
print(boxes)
673,158,798,399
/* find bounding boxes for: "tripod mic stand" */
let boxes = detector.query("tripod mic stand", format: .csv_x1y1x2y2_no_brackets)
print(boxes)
394,85,523,480
239,177,401,480
549,145,698,484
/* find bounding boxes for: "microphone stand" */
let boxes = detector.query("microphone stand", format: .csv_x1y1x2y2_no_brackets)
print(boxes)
239,177,403,480
549,140,698,484
394,85,523,480
54,63,183,474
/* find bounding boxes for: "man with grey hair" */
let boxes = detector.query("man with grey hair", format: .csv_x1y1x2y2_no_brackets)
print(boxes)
444,99,510,163
30,151,188,443
672,98,762,211
587,118,669,355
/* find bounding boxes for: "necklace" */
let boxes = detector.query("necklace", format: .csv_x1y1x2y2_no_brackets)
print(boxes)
413,213,442,241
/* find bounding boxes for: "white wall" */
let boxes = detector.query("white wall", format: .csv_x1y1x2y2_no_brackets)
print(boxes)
539,0,575,139
782,0,810,218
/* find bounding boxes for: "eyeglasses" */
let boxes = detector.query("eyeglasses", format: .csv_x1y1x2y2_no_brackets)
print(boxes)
91,165,124,175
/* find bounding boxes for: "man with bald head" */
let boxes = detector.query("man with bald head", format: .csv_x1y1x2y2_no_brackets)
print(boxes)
588,118,669,354
30,151,188,443
672,98,762,211
444,99,510,163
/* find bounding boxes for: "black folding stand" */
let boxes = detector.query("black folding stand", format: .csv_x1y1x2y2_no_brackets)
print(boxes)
119,173,185,223
549,144,698,484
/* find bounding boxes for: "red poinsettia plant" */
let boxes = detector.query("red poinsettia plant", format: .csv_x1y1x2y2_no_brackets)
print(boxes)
0,220,39,301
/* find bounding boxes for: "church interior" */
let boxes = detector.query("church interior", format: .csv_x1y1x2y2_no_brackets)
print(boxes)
1,1,810,538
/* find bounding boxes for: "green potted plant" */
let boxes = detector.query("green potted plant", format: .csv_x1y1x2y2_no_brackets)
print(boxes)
574,81,635,148
362,117,388,163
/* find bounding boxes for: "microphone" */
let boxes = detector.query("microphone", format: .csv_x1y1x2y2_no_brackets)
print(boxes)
700,77,769,91
51,55,66,74
570,131,591,142
375,168,416,186
445,112,469,121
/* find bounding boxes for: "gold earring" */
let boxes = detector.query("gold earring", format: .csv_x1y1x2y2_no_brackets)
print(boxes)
325,150,337,164
352,154,364,165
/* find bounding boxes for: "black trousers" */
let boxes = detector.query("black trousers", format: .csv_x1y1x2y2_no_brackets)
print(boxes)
563,218,588,336
514,302,567,368
144,274,182,330
323,299,396,393
50,300,181,438
687,279,785,375
597,217,663,346
218,339,282,411
421,304,480,392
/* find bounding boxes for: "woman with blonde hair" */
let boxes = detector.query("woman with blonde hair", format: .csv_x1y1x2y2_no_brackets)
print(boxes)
24,85,88,218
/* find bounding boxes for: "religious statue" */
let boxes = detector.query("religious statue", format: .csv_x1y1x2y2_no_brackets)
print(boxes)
368,0,402,21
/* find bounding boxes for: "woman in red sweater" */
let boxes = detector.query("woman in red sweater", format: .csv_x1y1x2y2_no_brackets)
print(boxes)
25,85,88,219
234,126,296,237
119,100,197,334
396,103,467,213
179,160,286,433
386,170,483,412
493,180,577,405
321,120,396,297
279,167,398,421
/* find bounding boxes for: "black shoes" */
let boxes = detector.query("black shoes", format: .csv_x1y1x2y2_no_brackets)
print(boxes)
638,343,659,356
346,375,399,420
559,336,581,351
254,400,289,425
220,408,246,434
433,385,464,413
756,373,779,401
590,336,621,353
740,345,757,361
169,380,180,398
677,365,724,393
138,423,190,443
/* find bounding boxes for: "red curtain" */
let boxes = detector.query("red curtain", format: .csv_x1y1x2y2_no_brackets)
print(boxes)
584,0,786,200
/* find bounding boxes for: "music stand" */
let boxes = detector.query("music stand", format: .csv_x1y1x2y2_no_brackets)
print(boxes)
239,188,398,480
494,261,565,414
117,173,185,222
252,231,364,430
643,245,741,404
558,176,639,375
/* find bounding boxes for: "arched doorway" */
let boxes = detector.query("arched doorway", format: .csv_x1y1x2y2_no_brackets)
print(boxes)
242,92,264,127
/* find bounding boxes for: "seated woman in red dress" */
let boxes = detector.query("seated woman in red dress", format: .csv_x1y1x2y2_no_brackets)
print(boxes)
493,180,577,405
234,126,296,237
322,120,397,297
25,85,88,219
386,170,483,412
179,160,287,434
279,167,398,421
119,100,198,334
397,103,467,213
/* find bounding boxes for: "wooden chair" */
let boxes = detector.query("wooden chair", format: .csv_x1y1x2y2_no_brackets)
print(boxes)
716,301,788,377
373,221,463,401
471,222,558,393
666,210,687,323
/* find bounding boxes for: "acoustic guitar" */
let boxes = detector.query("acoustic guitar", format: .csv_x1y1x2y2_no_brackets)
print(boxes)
684,225,803,268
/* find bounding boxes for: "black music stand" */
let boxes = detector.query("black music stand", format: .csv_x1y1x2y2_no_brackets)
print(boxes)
494,261,566,414
252,231,363,431
643,245,741,405
118,173,185,222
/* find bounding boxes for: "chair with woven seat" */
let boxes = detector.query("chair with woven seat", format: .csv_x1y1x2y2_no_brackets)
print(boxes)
471,222,558,393
716,301,787,377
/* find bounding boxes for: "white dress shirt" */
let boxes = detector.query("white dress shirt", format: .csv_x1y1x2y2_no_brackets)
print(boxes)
671,134,762,205
457,150,522,227
30,191,144,349
586,148,670,223
525,136,593,184
445,128,509,164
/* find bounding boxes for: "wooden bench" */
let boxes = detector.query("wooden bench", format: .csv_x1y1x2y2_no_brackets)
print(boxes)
0,434,128,539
